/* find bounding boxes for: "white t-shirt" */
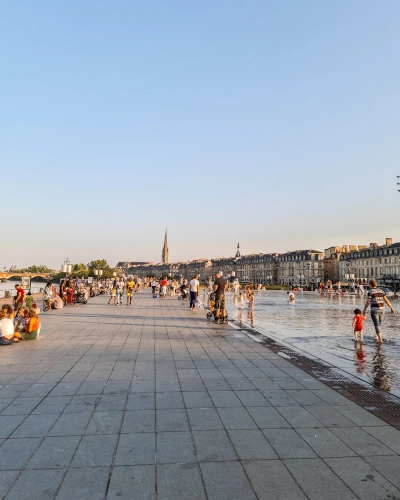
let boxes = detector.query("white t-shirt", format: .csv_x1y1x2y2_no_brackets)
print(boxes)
190,279,199,292
116,281,125,292
0,318,14,338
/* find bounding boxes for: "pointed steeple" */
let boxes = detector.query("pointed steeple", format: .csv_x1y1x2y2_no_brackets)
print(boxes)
161,227,169,264
235,241,241,258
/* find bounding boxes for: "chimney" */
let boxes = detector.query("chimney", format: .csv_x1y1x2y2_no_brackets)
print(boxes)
386,238,392,247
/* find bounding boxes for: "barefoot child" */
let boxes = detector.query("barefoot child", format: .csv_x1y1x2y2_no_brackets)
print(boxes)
247,287,254,308
352,308,365,342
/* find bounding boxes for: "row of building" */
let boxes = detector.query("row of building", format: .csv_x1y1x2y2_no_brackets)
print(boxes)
117,237,400,290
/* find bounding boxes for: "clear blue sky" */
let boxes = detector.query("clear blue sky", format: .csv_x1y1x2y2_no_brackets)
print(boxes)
1,0,399,269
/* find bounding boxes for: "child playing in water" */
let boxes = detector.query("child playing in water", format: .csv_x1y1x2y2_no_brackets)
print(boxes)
247,287,254,308
287,291,295,301
352,308,365,343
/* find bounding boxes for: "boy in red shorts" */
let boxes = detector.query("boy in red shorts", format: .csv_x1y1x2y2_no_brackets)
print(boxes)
352,308,365,343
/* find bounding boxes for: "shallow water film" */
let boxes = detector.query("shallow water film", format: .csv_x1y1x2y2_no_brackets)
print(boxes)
226,291,400,396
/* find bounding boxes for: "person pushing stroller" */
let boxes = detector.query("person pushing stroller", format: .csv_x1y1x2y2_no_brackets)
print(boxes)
213,272,227,324
178,279,189,300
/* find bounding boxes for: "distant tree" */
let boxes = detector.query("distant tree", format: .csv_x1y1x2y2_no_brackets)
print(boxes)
27,265,54,274
71,263,89,279
87,259,113,279
12,264,55,275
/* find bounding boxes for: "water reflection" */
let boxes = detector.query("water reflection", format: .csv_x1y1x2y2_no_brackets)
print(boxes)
226,291,400,392
353,343,366,375
247,307,254,327
371,345,392,391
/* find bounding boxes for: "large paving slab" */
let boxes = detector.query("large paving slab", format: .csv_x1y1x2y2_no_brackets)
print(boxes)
0,291,399,499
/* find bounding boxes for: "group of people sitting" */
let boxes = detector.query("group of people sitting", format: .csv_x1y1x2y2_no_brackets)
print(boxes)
0,303,41,346
44,279,89,310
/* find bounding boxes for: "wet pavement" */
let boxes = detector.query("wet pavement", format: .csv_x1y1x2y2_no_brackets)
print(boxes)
227,291,400,397
0,291,400,499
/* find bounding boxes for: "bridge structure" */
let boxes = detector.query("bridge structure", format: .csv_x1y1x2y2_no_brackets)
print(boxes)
0,272,53,282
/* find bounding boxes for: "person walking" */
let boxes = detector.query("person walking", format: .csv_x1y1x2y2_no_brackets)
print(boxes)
363,279,395,342
116,277,125,305
126,277,135,305
189,275,200,310
13,284,25,317
43,281,53,311
108,282,117,305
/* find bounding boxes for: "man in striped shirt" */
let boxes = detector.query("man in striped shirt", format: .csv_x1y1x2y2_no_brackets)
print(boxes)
363,279,395,343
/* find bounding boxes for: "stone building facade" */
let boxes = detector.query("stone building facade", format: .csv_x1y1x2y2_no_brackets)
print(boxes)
234,253,279,284
119,234,400,289
277,250,324,286
323,246,354,283
338,238,400,288
183,259,213,280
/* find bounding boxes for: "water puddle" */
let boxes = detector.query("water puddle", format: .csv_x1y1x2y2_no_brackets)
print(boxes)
225,291,400,394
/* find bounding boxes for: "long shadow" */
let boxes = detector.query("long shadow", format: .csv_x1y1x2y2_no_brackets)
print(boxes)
43,313,211,325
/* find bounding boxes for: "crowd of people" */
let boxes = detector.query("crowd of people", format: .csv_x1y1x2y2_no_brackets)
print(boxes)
43,279,89,310
0,284,41,346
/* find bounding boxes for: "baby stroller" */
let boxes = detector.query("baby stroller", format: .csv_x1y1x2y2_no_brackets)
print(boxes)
206,292,228,324
75,290,88,304
178,285,188,300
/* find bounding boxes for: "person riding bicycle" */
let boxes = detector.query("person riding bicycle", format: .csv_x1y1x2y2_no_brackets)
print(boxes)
213,272,227,323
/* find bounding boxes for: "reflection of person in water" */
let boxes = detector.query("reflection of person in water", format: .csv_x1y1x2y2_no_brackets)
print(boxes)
239,308,245,326
372,345,391,391
247,308,254,327
354,343,366,374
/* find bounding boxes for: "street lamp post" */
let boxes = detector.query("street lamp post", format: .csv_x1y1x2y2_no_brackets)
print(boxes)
94,269,103,287
306,263,311,289
62,258,72,279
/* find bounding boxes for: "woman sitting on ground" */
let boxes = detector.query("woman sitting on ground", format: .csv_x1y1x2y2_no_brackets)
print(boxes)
15,308,30,334
0,309,15,345
1,304,15,321
14,309,40,341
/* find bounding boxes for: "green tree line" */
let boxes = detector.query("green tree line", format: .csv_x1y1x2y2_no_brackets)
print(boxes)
12,260,119,281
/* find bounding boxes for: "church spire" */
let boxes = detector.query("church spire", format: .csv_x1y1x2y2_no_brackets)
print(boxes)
161,227,169,264
235,241,241,258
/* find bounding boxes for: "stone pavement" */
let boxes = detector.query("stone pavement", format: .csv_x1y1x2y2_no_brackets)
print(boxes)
1,291,400,500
